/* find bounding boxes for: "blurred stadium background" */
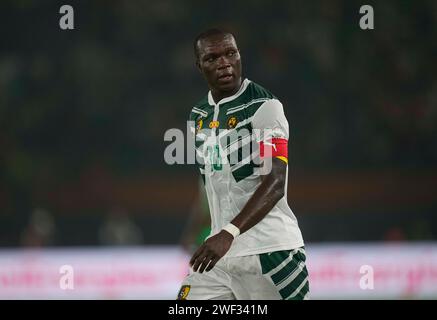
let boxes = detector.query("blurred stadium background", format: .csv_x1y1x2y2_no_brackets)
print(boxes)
1,0,436,299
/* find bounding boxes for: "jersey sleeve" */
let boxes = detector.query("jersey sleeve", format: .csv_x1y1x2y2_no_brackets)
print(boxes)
251,99,289,164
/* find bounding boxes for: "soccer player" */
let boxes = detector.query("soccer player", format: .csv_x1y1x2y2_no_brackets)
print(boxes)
177,29,309,300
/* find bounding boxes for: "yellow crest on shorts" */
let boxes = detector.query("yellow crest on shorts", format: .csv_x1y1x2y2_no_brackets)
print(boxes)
177,285,191,300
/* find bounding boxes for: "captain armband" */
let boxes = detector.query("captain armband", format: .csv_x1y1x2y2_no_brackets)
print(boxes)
259,138,288,164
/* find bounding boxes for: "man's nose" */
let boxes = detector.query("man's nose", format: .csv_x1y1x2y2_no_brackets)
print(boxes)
217,55,231,69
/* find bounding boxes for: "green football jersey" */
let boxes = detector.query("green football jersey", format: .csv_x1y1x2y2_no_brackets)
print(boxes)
189,79,304,257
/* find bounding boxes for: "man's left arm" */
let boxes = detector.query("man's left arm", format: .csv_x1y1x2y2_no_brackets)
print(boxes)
190,99,290,273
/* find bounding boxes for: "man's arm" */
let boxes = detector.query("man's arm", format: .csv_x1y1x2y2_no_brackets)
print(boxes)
190,157,287,273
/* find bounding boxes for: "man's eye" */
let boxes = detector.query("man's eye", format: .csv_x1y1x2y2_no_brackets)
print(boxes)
206,57,215,63
228,51,235,57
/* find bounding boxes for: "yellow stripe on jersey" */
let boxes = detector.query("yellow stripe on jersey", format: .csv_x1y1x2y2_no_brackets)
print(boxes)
276,156,288,164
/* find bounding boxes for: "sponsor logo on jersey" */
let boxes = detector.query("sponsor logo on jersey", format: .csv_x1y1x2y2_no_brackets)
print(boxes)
177,285,191,300
209,120,220,129
227,116,238,129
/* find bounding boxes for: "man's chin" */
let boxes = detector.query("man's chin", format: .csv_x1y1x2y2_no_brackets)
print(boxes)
216,80,240,93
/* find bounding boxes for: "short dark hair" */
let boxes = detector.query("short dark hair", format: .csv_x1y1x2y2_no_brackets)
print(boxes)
193,28,235,60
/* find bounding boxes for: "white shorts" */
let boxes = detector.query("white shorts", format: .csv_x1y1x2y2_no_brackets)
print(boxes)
177,247,309,300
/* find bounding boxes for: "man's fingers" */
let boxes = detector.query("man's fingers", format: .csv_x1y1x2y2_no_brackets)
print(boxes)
205,257,219,272
191,246,208,272
189,237,228,273
192,255,207,272
198,255,214,273
189,246,205,266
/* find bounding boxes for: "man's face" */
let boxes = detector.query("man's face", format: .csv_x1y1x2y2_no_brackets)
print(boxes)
196,34,242,95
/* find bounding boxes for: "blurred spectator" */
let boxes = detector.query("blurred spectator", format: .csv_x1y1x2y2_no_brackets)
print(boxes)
383,226,406,242
179,178,211,254
20,208,55,247
98,207,144,246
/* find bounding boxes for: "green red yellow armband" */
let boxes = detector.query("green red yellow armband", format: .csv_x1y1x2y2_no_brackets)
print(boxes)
260,138,288,164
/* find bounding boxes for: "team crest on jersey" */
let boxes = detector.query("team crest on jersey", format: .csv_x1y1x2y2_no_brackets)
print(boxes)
227,116,238,129
177,285,191,300
209,120,220,129
196,118,203,134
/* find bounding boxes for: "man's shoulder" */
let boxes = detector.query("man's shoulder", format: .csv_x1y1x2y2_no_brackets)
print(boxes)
229,80,280,118
192,95,210,110
189,95,210,120
245,80,277,101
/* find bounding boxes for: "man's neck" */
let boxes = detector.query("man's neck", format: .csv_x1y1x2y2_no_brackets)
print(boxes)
210,78,243,104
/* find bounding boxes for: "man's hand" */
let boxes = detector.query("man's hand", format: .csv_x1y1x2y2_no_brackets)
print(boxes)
189,230,234,273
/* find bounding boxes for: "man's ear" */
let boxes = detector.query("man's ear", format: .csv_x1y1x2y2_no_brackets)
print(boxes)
196,60,202,73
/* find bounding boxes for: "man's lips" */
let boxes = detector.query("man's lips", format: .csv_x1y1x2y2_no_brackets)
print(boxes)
217,74,234,82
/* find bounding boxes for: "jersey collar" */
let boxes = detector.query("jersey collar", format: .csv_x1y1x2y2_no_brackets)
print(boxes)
208,78,251,106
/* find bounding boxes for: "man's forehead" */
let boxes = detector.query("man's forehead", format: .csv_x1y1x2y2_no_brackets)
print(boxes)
198,34,238,54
